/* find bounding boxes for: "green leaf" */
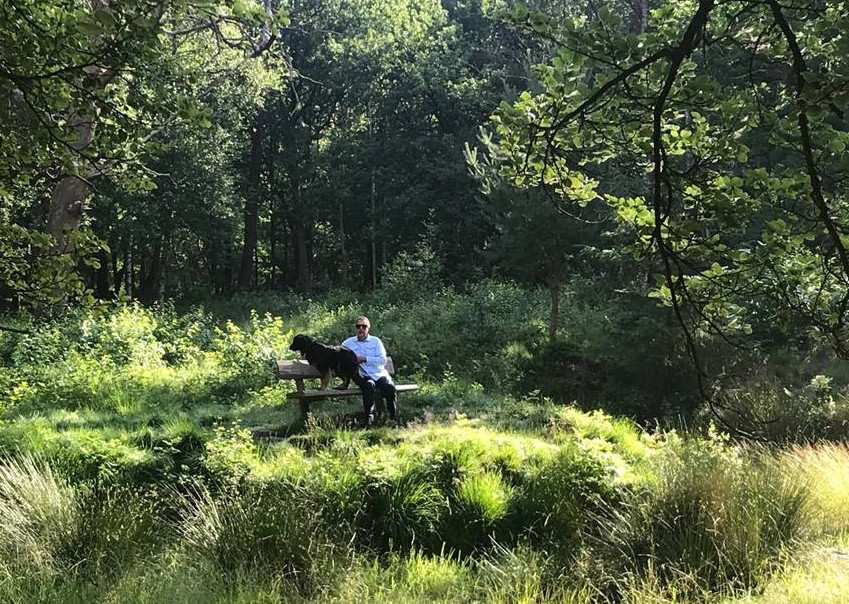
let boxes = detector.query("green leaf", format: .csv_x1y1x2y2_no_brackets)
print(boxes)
93,8,116,31
77,21,103,36
805,104,825,118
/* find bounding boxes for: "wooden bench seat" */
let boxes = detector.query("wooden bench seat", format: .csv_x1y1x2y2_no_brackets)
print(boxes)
276,356,418,419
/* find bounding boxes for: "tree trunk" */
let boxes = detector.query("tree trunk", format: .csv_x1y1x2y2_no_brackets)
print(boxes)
123,234,133,300
47,176,89,252
95,248,111,298
339,201,347,276
281,217,290,287
269,205,277,287
628,0,650,32
548,278,560,343
139,240,163,304
267,127,279,288
370,169,377,289
47,0,116,251
239,122,264,289
112,239,122,295
292,216,311,293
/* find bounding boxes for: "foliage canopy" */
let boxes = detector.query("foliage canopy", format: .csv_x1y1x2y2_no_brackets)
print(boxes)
478,0,849,363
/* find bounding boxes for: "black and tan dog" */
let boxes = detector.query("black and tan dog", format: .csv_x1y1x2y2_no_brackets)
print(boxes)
289,334,360,390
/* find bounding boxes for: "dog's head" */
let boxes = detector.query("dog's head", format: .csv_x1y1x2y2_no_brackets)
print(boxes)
289,333,313,354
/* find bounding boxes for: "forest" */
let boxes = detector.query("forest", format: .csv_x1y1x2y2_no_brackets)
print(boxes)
1,0,849,602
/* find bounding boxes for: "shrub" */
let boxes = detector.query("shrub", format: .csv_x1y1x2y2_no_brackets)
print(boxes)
713,373,849,441
521,291,698,420
77,305,166,366
202,421,259,486
212,311,292,392
9,320,68,368
377,239,444,305
374,279,548,388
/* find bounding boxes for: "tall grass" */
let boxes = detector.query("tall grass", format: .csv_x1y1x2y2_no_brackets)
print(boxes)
176,479,351,595
0,433,842,603
0,454,78,572
719,549,849,604
783,443,849,538
359,465,446,552
586,438,810,599
1,299,847,602
512,440,617,554
0,455,166,602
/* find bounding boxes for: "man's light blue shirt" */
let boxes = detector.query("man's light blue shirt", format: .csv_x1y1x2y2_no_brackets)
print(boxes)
341,334,390,380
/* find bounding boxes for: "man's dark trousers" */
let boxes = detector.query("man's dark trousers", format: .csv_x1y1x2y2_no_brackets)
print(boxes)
352,373,397,423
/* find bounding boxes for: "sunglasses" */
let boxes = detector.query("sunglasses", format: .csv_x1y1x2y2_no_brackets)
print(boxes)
356,324,368,329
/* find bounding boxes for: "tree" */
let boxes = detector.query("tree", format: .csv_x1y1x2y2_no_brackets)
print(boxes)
262,0,484,291
480,0,849,425
0,0,283,306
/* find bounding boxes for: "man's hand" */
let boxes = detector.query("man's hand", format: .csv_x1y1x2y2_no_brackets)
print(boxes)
357,355,366,363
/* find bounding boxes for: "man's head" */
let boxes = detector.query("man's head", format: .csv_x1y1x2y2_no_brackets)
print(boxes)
354,316,370,340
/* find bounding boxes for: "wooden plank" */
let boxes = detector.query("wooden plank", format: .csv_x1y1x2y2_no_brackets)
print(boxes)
277,359,321,378
286,383,419,401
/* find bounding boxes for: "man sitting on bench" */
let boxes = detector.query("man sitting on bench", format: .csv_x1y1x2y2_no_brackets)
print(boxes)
342,316,397,426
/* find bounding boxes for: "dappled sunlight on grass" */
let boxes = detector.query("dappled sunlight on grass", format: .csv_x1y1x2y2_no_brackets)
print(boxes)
330,551,474,604
1,302,847,602
720,549,849,604
783,443,849,538
396,422,561,466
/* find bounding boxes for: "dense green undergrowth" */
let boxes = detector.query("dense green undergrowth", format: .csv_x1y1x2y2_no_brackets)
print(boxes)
0,292,847,603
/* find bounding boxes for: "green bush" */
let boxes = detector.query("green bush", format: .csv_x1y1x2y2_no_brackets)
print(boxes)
522,287,698,418
713,372,849,441
202,421,259,486
377,239,443,305
374,279,548,389
9,320,68,368
77,305,166,366
211,311,292,392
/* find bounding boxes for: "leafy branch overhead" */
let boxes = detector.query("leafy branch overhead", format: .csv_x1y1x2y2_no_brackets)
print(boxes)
481,0,849,358
0,0,287,306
